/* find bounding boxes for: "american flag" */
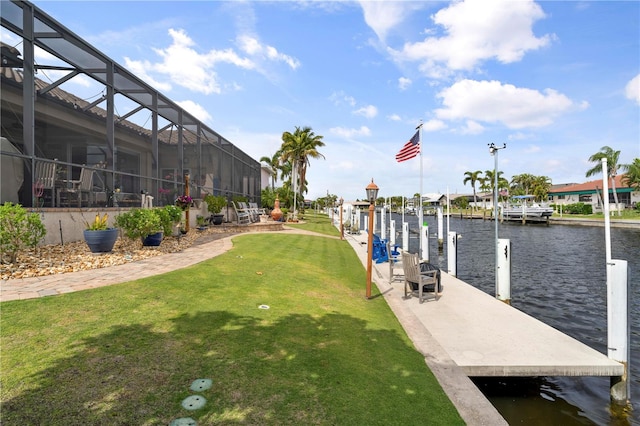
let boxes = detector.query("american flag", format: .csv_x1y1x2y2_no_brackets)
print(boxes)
395,130,420,162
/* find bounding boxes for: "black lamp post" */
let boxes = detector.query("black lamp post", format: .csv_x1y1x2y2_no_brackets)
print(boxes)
365,179,379,299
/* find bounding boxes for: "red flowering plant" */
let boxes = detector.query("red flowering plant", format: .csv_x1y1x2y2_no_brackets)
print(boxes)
175,195,193,210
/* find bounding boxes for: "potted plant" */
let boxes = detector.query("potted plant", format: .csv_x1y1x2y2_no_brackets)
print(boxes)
175,194,193,211
203,194,226,225
195,215,207,230
83,213,119,253
115,208,163,247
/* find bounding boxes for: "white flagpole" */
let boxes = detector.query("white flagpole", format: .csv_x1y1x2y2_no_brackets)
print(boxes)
418,121,424,259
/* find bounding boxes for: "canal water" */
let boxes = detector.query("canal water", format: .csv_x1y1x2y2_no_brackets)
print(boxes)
368,212,639,425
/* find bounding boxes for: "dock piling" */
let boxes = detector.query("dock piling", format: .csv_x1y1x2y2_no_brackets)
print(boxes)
447,231,457,276
402,222,409,251
608,259,629,405
497,238,511,304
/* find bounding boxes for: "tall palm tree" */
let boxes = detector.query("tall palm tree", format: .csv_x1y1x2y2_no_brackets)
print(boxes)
259,151,281,191
478,176,490,210
510,173,536,196
586,146,621,215
621,158,640,191
484,169,509,202
280,126,326,215
463,170,483,211
531,175,552,202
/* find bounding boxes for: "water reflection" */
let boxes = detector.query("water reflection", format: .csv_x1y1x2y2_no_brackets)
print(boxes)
372,213,639,425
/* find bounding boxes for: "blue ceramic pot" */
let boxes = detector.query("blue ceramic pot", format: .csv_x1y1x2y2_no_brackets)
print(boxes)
142,231,163,247
83,228,119,253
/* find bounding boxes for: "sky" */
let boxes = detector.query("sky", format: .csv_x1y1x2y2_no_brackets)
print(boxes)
7,1,640,201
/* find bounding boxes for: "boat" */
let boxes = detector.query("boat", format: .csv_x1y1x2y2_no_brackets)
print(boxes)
502,195,554,222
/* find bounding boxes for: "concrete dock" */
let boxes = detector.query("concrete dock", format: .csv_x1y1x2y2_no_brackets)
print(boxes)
342,230,624,378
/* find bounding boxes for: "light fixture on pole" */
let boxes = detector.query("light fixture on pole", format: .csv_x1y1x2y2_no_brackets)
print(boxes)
225,189,230,223
365,179,379,299
185,173,190,231
339,197,344,240
488,143,506,298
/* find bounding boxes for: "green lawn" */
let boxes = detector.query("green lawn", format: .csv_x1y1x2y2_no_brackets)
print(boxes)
0,214,463,425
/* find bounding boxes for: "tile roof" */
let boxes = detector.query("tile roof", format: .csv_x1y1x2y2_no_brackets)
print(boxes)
549,174,631,194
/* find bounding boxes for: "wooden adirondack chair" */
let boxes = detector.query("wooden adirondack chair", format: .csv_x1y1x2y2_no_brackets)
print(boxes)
401,251,438,303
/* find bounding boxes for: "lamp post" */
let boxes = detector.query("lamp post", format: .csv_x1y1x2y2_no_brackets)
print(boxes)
339,197,344,240
365,179,379,299
488,143,506,297
185,173,190,232
225,189,230,223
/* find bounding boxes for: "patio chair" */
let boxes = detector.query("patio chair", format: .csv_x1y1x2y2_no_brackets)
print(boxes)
57,167,94,207
387,242,403,284
401,251,438,303
34,160,56,207
232,201,252,225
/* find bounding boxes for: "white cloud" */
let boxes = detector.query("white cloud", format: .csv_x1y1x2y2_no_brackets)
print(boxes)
329,91,357,107
237,35,301,70
353,105,378,118
398,77,412,91
124,57,172,92
329,126,371,139
387,114,402,122
460,120,485,135
390,0,552,75
176,100,213,124
625,74,640,105
524,144,541,154
423,119,447,132
123,28,298,96
358,1,423,41
435,79,576,129
148,28,255,95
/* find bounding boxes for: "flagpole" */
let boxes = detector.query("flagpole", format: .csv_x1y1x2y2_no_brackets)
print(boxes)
418,121,424,259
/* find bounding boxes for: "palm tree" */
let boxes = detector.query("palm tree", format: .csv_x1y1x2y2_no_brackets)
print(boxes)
586,146,621,215
478,176,490,210
621,158,640,191
484,169,509,203
463,170,483,212
280,126,326,216
259,151,282,191
510,173,536,196
531,175,552,202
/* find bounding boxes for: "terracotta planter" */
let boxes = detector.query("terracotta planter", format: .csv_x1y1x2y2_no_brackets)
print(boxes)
83,228,119,253
271,198,283,221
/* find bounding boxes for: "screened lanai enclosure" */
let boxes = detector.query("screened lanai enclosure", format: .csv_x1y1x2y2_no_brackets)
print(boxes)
1,0,261,210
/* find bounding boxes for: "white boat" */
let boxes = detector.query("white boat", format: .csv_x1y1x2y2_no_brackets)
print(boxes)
502,195,554,220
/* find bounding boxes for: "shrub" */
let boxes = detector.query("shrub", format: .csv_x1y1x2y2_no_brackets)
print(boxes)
115,208,162,240
203,194,226,214
563,202,593,215
0,202,46,263
156,205,183,235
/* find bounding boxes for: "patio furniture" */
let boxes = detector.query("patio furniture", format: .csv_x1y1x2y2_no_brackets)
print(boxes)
401,251,438,303
57,167,94,207
34,160,56,207
232,201,251,225
387,242,403,284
